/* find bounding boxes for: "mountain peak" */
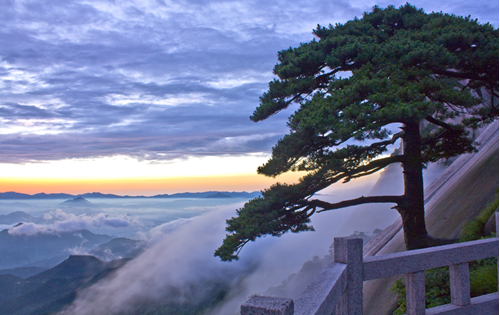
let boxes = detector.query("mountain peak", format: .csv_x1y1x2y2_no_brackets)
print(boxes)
204,192,233,198
59,197,93,207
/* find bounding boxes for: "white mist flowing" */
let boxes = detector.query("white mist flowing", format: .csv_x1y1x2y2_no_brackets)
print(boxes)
63,203,248,314
61,179,376,315
63,163,446,315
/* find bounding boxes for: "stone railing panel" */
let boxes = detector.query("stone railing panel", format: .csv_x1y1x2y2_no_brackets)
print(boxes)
294,262,347,315
241,235,499,315
363,238,498,281
425,293,499,315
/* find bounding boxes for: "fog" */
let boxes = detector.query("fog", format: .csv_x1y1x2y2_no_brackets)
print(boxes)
62,201,360,314
0,197,247,239
7,209,140,236
61,162,450,315
0,163,446,314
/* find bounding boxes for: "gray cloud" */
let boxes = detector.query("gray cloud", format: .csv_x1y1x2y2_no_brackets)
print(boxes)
0,0,497,163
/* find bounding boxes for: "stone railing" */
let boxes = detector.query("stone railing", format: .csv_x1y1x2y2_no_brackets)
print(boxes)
241,217,499,315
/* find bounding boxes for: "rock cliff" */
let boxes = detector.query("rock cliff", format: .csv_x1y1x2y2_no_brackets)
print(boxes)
362,121,499,314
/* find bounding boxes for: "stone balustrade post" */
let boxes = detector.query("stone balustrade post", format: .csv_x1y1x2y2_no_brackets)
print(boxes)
449,262,471,306
406,270,426,315
333,237,363,315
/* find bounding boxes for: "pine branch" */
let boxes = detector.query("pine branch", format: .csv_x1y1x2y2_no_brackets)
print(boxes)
344,155,405,177
434,69,489,82
313,195,405,212
425,115,454,131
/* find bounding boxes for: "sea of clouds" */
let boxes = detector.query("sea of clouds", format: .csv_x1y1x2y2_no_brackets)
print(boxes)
7,209,141,236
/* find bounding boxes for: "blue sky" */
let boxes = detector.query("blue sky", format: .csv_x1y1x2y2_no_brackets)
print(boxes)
0,0,498,192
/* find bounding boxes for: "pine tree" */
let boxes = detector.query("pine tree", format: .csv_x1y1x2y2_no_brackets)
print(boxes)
215,4,498,261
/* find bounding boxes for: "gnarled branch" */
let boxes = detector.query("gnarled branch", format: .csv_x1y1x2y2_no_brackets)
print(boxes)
313,195,405,212
425,115,454,131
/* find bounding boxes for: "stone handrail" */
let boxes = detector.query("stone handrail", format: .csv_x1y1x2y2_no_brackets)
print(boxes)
241,234,499,314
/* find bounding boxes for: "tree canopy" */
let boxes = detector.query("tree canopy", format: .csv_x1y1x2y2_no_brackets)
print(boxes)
215,4,498,261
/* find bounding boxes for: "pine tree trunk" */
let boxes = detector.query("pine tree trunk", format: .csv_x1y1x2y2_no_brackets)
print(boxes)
399,120,429,250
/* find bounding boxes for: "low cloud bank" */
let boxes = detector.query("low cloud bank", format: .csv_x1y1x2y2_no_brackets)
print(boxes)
62,163,448,314
142,218,194,244
62,176,382,315
8,209,140,236
4,164,446,313
64,203,256,314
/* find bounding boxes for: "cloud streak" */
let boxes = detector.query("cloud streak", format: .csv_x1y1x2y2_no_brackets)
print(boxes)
0,0,497,164
7,209,140,236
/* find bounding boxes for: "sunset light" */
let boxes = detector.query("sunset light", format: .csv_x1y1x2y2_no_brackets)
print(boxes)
0,2,496,315
0,154,310,195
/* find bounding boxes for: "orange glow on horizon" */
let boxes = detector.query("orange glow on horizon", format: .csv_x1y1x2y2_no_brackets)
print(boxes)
0,172,307,196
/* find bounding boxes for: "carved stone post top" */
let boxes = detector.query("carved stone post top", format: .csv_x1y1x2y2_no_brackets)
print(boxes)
333,237,364,315
241,295,294,315
333,237,364,264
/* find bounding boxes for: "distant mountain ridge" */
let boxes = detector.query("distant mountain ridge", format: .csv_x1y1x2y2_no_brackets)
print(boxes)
203,192,233,198
0,228,113,270
0,255,130,315
0,211,36,225
0,254,229,315
0,191,261,200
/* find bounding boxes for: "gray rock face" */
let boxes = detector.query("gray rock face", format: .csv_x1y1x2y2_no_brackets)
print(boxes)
362,122,499,315
483,210,499,236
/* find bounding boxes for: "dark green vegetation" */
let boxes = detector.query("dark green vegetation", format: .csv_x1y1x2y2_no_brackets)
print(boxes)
391,196,499,314
0,255,130,315
391,258,498,314
459,191,498,242
215,4,499,260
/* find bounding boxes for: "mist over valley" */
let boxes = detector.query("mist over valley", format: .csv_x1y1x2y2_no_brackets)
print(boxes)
0,165,448,314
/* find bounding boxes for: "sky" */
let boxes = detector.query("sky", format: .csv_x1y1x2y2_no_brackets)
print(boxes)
0,0,498,195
